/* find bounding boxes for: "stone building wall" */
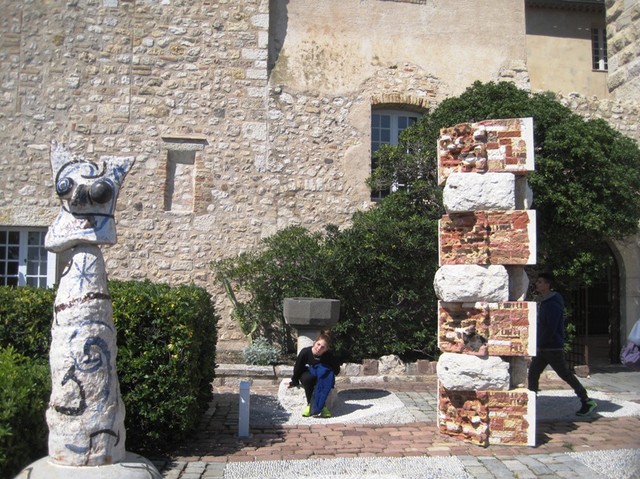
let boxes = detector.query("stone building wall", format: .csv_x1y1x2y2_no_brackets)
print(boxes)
0,0,275,346
606,0,640,101
0,0,639,352
555,92,639,143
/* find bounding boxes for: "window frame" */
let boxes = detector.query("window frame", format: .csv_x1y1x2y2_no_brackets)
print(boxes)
0,227,56,288
591,26,608,72
370,108,421,201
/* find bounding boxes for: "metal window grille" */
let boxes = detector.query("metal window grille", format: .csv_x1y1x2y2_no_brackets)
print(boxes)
591,27,608,71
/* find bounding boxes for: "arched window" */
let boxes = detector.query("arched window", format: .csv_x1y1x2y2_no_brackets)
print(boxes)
371,109,421,200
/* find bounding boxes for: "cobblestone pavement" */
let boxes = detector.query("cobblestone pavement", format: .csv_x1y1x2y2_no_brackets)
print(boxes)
155,372,640,479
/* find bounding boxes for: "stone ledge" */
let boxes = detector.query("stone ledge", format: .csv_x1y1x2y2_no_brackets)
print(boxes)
213,374,438,389
213,361,587,388
213,359,438,387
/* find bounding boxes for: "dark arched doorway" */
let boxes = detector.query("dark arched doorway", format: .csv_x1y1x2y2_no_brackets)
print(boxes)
566,243,621,371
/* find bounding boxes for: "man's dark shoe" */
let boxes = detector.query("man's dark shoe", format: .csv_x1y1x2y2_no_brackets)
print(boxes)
576,399,597,416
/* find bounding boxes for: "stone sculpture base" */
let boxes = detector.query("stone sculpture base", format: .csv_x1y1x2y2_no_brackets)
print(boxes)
15,452,162,479
277,378,339,411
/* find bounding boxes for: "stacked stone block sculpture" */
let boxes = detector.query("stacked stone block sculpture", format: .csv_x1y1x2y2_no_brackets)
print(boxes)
434,118,537,446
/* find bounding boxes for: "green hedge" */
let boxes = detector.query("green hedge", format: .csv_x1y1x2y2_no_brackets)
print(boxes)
0,286,55,360
0,346,50,478
110,280,218,452
0,279,218,467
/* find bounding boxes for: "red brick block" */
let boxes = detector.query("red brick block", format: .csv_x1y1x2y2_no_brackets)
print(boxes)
438,301,536,356
437,117,534,184
438,387,535,447
439,211,536,265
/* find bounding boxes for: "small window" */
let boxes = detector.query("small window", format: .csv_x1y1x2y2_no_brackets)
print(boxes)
0,228,56,287
162,137,207,213
371,109,420,200
592,27,608,71
165,149,196,212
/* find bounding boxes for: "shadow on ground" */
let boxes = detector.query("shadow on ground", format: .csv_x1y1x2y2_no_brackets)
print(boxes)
536,390,640,421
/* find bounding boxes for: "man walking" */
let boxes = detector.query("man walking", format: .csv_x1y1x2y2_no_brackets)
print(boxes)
528,272,597,416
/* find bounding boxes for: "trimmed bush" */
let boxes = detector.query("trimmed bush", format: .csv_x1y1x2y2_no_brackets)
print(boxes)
110,280,218,453
0,286,54,360
215,226,329,349
0,280,218,459
326,192,440,361
0,346,50,478
214,192,441,363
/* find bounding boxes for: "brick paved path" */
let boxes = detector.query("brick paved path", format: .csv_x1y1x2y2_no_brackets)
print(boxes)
166,381,640,465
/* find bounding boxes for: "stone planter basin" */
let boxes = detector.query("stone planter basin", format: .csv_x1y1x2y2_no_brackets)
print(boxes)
283,297,340,328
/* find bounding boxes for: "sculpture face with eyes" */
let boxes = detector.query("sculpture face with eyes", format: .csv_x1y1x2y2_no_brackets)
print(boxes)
45,142,135,253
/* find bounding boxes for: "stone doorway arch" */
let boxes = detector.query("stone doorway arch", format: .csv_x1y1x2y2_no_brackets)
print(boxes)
567,242,621,370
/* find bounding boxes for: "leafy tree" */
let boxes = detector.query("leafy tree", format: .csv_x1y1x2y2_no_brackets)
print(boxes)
214,81,640,362
214,226,330,351
326,192,440,361
371,81,640,288
213,195,441,362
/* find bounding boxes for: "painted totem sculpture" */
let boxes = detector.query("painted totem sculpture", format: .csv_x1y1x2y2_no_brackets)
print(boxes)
44,142,133,466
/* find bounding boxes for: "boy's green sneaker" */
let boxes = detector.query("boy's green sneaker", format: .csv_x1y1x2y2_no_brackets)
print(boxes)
576,399,597,416
302,405,311,417
320,406,331,418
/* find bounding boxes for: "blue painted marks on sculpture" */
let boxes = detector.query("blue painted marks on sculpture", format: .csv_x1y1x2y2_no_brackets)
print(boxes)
44,142,134,466
65,429,120,455
74,254,99,291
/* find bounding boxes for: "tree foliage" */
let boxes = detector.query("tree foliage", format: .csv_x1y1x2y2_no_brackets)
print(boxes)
371,81,640,288
214,226,330,351
213,193,441,362
214,81,640,361
326,192,440,360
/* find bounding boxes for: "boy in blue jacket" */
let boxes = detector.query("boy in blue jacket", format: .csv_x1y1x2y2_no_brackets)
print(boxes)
528,273,597,416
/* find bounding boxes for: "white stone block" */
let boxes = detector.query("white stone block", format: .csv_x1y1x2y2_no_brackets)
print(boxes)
515,176,534,209
436,352,510,391
433,265,509,302
343,362,362,376
378,355,405,375
506,266,530,301
443,172,516,212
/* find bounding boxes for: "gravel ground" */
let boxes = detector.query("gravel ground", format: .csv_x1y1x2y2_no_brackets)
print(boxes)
248,380,640,427
569,449,640,479
221,450,640,479
224,456,472,479
250,386,417,426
